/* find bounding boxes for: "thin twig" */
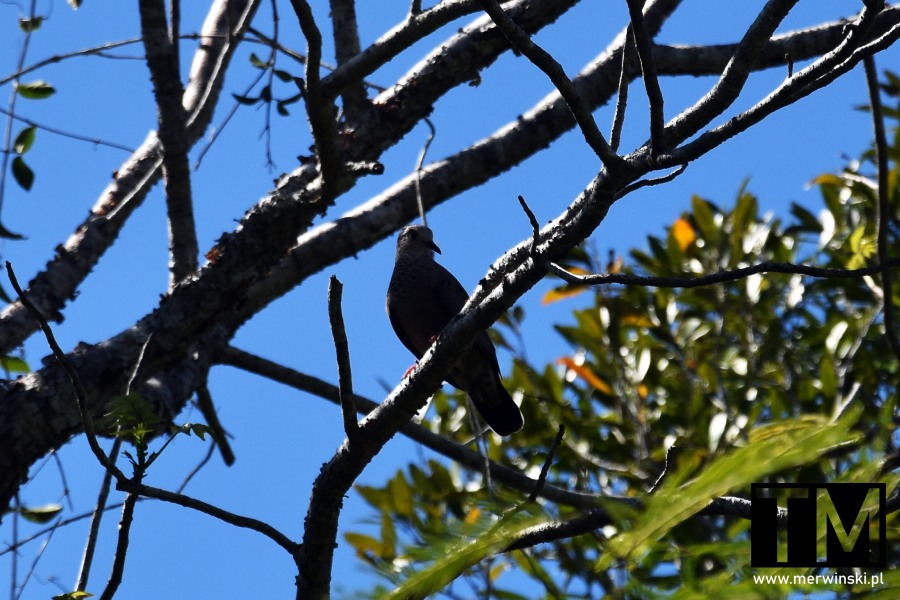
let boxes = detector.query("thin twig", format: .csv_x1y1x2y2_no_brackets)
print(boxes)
327,275,358,443
0,106,134,152
75,437,122,592
97,490,139,600
414,118,436,227
517,195,540,255
546,257,900,289
648,442,681,493
610,26,634,152
114,479,299,556
616,163,687,197
625,0,666,153
528,425,565,502
0,0,38,225
196,381,236,465
864,56,900,361
475,0,622,168
6,262,127,483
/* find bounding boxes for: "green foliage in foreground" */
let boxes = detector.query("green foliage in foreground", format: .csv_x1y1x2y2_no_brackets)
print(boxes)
344,98,900,599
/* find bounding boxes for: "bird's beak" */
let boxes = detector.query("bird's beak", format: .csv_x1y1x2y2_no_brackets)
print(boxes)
427,240,441,254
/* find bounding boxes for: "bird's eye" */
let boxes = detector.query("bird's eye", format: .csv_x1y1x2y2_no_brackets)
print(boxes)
409,230,418,239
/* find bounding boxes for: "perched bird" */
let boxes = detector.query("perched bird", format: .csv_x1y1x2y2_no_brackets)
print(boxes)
386,225,524,436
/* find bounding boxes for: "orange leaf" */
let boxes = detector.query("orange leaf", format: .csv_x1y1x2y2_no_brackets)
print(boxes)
672,217,696,251
542,285,588,305
556,357,614,396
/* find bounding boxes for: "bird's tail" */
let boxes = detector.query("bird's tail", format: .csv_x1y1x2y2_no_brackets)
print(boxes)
469,379,524,436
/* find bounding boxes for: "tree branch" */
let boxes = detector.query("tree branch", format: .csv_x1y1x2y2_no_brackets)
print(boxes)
476,0,622,168
139,0,199,288
327,275,358,443
328,0,368,121
662,0,801,149
544,257,900,289
290,0,342,203
625,0,665,153
0,0,261,355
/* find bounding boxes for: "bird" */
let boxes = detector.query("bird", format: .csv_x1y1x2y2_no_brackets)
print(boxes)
386,224,524,436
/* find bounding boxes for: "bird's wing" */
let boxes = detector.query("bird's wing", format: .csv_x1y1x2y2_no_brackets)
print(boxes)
432,262,502,373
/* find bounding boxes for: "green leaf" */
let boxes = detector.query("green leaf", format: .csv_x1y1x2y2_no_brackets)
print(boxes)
12,156,34,190
18,16,43,32
344,532,382,558
598,408,861,569
14,125,36,154
0,222,25,240
273,69,293,83
384,510,544,599
232,93,259,105
53,592,94,600
691,195,719,244
20,502,63,524
249,52,268,69
0,355,30,373
16,80,56,100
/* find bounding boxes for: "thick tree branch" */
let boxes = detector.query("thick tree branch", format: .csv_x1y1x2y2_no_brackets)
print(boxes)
662,0,800,149
218,346,603,509
660,4,898,167
0,0,260,355
290,0,342,202
328,0,368,121
0,0,578,513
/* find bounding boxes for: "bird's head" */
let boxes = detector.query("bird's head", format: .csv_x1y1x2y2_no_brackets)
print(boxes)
396,225,441,257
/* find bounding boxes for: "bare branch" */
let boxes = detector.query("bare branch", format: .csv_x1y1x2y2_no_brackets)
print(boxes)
545,257,900,289
662,0,801,149
115,479,300,557
0,0,261,356
413,118,436,227
6,262,127,484
476,0,622,167
195,381,236,466
290,0,342,202
139,0,199,288
610,26,635,152
97,491,138,600
661,4,898,167
328,0,368,121
527,425,565,502
625,0,665,153
218,346,603,510
75,438,122,592
327,275,359,443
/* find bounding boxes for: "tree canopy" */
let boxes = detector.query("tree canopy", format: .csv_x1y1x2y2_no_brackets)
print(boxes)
0,1,898,598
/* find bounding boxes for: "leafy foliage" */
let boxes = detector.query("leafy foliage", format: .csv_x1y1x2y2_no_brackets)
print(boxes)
345,89,900,598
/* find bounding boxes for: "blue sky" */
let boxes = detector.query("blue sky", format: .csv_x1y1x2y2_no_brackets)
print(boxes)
1,1,895,598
